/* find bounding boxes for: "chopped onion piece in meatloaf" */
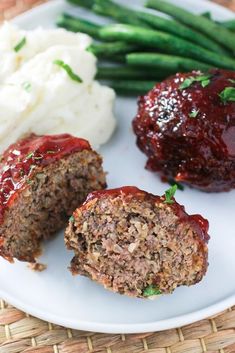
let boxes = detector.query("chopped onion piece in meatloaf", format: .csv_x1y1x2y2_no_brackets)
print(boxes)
65,186,209,298
0,133,106,263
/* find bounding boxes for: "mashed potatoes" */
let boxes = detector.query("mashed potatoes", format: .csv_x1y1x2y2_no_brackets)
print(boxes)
0,23,116,151
0,22,92,82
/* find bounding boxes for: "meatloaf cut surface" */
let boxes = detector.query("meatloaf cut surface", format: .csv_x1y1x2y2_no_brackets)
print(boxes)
65,186,209,298
0,133,106,263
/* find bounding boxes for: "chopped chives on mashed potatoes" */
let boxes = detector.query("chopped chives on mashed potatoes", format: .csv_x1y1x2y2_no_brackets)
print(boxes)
0,22,116,151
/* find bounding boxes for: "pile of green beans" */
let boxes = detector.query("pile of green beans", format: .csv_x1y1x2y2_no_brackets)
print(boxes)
146,0,235,52
57,13,102,39
93,0,226,54
57,0,235,95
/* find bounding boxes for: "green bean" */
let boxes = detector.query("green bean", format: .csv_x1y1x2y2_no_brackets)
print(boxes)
146,0,235,52
93,0,225,54
66,0,94,8
201,11,235,32
221,19,235,31
96,66,169,80
57,14,133,62
57,13,101,39
127,53,213,72
99,24,235,70
136,12,226,54
108,80,156,95
93,0,150,28
201,11,212,20
200,12,235,32
88,41,137,58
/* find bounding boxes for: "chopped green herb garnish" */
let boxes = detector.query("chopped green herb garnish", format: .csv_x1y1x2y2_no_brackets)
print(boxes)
26,179,32,185
22,81,31,92
201,79,210,88
14,37,26,52
164,184,178,204
180,74,211,90
189,109,199,118
194,74,211,83
143,285,162,297
53,60,83,83
179,77,194,90
168,179,184,191
229,79,235,84
69,215,75,222
26,152,34,159
219,87,235,103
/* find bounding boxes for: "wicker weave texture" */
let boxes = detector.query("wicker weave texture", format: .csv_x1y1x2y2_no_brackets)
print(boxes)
0,0,235,352
1,299,235,353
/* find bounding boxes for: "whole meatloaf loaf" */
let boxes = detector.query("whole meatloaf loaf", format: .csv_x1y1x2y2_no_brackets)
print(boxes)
0,133,106,263
133,69,235,192
65,186,209,298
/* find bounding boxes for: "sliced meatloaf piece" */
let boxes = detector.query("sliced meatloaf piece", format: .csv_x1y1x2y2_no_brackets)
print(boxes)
65,186,209,298
0,133,106,263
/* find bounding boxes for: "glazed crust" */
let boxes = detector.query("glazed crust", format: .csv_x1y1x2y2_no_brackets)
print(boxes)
0,134,106,263
133,69,235,192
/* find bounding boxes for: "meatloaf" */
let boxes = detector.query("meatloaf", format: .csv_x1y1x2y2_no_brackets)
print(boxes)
0,133,106,263
133,69,235,192
65,186,209,298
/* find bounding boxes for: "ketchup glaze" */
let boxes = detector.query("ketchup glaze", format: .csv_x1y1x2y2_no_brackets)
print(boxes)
0,133,91,223
133,69,235,192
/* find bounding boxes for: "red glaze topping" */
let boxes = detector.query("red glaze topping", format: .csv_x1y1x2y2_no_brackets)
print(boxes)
77,186,209,243
86,186,147,201
0,133,91,223
133,69,235,192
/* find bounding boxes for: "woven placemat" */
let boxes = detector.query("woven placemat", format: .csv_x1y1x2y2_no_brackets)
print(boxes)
1,0,235,352
0,299,235,353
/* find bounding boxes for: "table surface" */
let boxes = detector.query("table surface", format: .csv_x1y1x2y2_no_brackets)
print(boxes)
214,0,235,10
0,1,235,353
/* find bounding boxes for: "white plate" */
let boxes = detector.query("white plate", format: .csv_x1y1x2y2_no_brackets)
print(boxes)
0,0,234,334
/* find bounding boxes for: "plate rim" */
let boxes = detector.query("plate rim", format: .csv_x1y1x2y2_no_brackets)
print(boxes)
2,0,235,333
1,288,235,333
